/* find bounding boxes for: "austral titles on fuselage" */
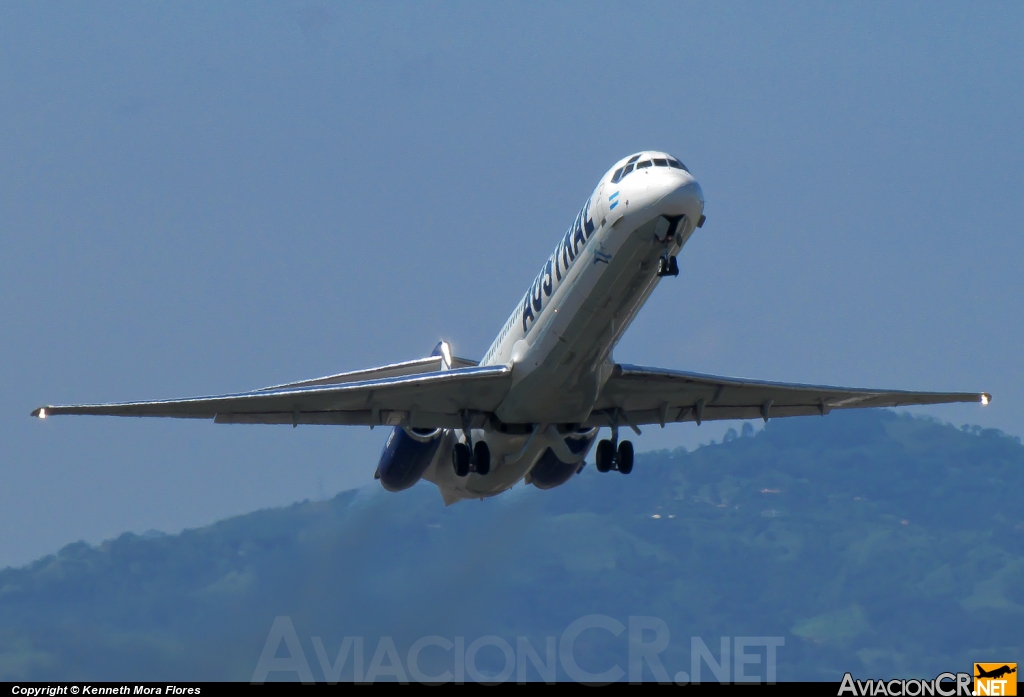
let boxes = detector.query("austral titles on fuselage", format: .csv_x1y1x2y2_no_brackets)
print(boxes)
519,198,597,334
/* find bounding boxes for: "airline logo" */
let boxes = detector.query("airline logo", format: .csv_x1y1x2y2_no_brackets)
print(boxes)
975,664,1017,696
521,198,597,332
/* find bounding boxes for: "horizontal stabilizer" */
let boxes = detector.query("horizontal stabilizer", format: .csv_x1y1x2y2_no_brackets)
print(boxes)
255,354,478,392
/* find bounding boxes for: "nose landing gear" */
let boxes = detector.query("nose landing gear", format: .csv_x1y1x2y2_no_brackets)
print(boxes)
655,214,683,278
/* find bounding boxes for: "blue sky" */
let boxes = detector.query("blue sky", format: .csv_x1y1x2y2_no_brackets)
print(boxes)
2,2,1021,568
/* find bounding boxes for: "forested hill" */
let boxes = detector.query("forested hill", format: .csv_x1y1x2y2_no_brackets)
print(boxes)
1,410,1021,682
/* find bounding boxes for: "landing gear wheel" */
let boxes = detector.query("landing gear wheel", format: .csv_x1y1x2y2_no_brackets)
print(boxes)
473,441,491,476
595,439,615,473
617,440,634,474
452,442,471,477
658,256,679,277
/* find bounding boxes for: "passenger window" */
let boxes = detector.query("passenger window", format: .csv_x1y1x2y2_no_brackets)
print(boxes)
636,160,652,169
611,167,624,183
653,158,667,167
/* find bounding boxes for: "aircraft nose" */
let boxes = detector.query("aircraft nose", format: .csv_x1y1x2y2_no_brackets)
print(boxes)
656,174,704,224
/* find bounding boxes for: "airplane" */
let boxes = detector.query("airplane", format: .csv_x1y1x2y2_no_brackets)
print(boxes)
32,151,990,505
975,665,1016,680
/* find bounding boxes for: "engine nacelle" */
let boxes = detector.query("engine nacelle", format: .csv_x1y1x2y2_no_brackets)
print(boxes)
377,426,445,492
528,429,597,490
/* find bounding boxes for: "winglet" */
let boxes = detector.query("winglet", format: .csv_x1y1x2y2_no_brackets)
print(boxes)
981,393,991,405
31,407,48,419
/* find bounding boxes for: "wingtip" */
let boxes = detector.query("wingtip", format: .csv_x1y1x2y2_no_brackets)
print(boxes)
31,407,47,419
980,393,991,406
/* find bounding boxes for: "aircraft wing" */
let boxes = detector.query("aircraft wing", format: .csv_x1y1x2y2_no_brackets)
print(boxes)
32,364,511,430
586,364,990,428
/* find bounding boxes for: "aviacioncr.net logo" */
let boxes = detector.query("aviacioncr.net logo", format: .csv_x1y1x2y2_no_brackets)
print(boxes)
838,672,973,696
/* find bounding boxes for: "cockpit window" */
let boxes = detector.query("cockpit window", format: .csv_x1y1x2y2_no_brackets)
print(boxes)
614,155,680,183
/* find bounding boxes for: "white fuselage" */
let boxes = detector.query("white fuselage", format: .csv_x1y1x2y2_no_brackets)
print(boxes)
423,152,705,503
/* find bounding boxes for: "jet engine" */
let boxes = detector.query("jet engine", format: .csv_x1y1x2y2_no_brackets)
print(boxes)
376,426,447,491
527,428,598,490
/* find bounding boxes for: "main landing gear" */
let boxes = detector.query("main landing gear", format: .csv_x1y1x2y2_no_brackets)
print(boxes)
452,441,490,477
452,416,491,478
595,438,634,474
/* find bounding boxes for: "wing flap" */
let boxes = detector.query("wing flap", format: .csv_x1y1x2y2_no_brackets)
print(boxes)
586,364,989,426
213,409,464,428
